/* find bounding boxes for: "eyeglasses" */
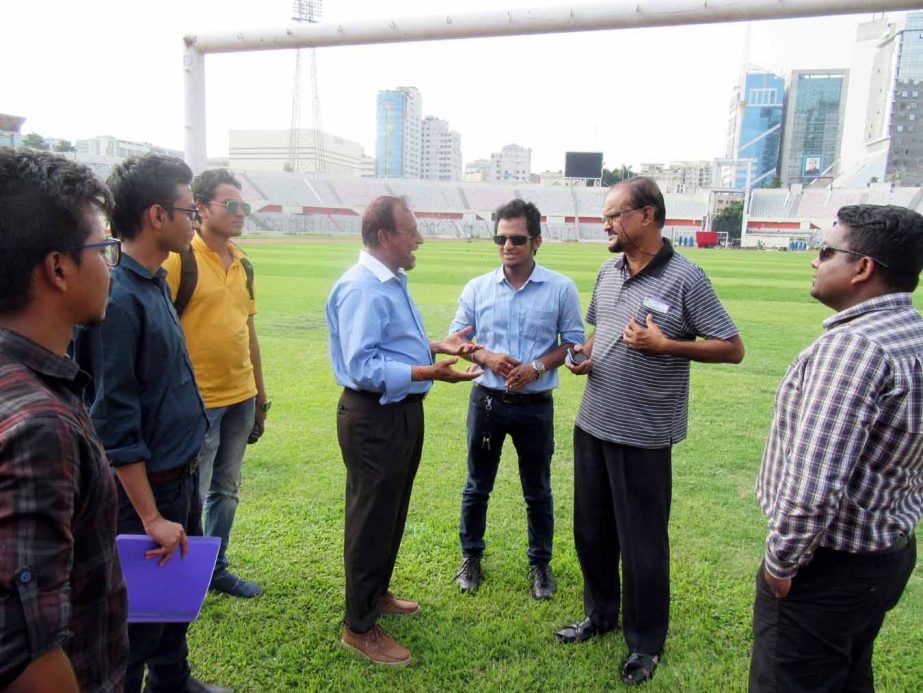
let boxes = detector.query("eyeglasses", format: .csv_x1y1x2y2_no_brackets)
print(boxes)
71,238,122,267
172,206,202,224
493,234,532,246
817,244,891,269
209,199,251,216
602,207,647,225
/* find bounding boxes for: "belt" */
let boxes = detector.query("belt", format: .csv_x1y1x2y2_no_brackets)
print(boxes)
344,388,426,403
476,384,553,405
819,532,914,560
147,456,199,485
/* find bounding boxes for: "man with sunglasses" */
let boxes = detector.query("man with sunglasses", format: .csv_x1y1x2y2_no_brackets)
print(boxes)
74,155,230,693
449,199,584,598
162,169,266,599
0,149,128,691
750,205,923,692
556,177,743,686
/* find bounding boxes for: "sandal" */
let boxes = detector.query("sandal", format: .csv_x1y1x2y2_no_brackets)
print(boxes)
620,651,661,686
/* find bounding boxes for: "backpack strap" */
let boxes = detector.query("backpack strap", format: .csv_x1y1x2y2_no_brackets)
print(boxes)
240,256,255,301
173,245,198,317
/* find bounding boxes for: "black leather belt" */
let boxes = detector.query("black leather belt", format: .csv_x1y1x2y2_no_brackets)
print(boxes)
861,532,913,556
344,388,426,403
476,384,553,405
147,456,199,485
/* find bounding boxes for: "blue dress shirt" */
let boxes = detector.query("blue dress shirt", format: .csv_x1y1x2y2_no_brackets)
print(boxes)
326,251,434,405
449,262,585,393
74,254,207,473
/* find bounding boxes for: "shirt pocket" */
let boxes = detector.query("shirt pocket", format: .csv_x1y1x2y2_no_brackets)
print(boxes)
526,310,557,344
633,299,684,339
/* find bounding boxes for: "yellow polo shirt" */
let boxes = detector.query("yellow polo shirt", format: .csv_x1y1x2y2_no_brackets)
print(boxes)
163,234,257,408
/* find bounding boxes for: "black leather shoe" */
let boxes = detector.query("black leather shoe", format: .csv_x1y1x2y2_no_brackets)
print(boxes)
530,564,556,600
554,617,611,644
456,556,481,592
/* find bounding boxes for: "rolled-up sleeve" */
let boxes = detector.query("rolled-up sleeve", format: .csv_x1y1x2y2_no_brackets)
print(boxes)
0,415,79,684
558,279,586,346
84,302,150,466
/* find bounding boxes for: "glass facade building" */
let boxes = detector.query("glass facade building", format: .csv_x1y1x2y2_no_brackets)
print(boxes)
734,72,785,188
375,87,422,179
886,12,923,185
781,70,848,184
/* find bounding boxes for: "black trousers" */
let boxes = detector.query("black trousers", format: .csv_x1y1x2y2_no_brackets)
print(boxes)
573,425,672,655
116,471,202,693
749,538,917,693
337,389,424,633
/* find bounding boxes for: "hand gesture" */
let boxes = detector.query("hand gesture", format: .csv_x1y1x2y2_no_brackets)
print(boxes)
623,314,667,353
435,326,483,356
432,356,483,383
143,515,189,566
565,343,592,376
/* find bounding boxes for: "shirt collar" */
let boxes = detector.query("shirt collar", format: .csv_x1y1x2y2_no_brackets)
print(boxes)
493,261,548,285
615,237,675,279
121,252,167,282
358,249,403,283
0,327,86,387
192,232,245,261
823,292,915,330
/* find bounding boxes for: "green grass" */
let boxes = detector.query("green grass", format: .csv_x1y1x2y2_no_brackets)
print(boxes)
188,239,923,691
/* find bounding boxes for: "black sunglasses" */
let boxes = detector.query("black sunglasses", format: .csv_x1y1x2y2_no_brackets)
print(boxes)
818,244,891,269
493,234,532,246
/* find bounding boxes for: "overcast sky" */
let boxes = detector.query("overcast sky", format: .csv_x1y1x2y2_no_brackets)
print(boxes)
1,1,904,172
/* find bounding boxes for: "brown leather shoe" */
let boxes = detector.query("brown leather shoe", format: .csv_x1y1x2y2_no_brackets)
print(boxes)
340,624,412,666
380,591,420,616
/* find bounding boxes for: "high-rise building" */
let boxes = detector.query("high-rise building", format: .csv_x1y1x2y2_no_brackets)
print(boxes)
488,144,531,184
726,71,785,188
838,12,923,187
376,86,422,178
421,116,462,181
780,70,849,185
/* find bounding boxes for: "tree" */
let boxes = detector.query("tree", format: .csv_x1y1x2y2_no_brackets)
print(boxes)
53,139,76,153
22,132,49,150
713,201,744,242
602,164,634,186
767,175,782,188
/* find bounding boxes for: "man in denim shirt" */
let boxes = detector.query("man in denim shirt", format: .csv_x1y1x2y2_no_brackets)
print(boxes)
76,155,229,693
450,200,584,599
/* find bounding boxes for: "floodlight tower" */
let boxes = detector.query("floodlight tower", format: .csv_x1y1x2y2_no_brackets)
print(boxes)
288,0,325,174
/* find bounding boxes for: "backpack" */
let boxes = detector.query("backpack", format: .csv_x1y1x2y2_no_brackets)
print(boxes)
173,244,255,317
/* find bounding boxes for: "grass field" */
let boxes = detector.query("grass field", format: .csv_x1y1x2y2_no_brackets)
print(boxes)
187,239,922,692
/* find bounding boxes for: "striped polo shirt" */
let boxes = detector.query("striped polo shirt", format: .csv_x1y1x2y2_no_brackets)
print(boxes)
575,239,739,448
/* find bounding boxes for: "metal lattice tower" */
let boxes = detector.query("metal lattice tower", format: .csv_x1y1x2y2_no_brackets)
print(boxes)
289,1,325,174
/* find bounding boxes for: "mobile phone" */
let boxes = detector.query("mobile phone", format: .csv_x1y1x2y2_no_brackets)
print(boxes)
567,348,588,366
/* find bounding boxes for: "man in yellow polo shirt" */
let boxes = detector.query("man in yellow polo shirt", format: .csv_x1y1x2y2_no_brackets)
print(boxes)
164,169,267,598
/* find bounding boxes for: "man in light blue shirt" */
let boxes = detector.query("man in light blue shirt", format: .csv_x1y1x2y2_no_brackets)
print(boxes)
449,199,584,599
326,196,480,667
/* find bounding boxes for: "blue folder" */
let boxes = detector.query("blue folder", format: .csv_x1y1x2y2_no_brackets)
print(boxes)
116,535,220,623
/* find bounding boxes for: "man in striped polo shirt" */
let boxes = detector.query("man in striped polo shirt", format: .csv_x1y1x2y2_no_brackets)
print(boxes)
750,205,923,692
555,177,743,686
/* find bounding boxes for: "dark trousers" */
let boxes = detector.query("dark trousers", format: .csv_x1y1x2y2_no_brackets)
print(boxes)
337,389,424,633
749,538,917,693
116,471,203,693
573,425,672,654
460,385,555,565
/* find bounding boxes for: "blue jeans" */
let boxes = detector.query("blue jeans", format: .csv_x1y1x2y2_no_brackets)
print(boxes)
198,397,256,574
460,385,555,565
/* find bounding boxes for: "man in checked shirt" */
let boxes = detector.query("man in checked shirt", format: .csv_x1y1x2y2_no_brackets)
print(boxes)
750,204,923,692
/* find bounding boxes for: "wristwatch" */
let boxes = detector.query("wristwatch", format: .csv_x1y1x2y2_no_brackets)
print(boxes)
531,360,546,378
257,399,271,413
